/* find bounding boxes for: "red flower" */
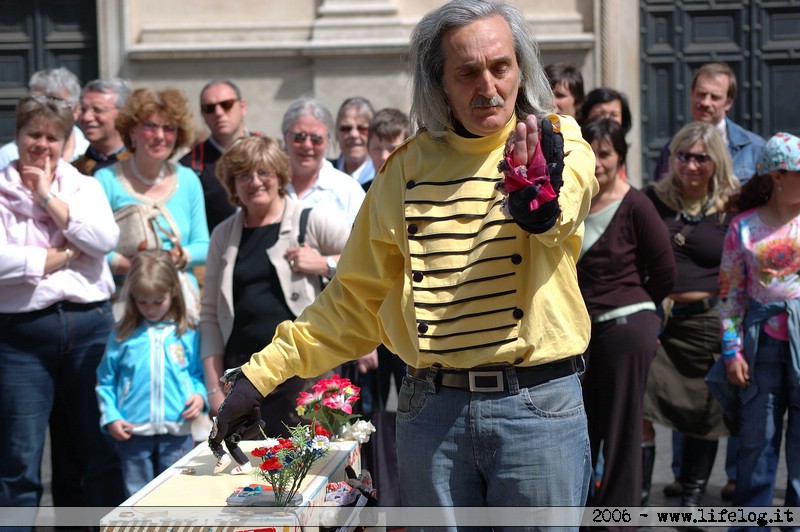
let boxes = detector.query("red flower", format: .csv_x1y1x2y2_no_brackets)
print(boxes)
251,447,268,457
313,424,332,438
259,457,283,471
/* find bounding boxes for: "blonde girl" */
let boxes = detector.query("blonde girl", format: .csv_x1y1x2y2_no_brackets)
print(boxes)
96,250,207,497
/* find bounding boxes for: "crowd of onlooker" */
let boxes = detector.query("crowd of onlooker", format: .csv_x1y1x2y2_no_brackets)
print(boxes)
547,60,799,516
1,49,798,520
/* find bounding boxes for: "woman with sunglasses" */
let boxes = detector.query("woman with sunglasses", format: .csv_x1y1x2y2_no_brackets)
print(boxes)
0,92,125,507
201,136,351,444
95,88,209,298
281,95,366,225
641,121,739,508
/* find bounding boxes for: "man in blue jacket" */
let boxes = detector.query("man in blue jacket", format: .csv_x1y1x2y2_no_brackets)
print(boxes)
653,62,765,184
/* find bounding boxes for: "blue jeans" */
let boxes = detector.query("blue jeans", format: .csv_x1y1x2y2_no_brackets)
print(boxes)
396,369,590,531
0,301,125,507
734,334,800,508
116,434,193,497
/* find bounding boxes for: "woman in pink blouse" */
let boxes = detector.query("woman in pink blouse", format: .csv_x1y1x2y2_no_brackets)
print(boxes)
0,93,125,507
714,132,800,510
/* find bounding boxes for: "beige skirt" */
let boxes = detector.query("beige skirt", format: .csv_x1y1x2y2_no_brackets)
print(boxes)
644,306,728,439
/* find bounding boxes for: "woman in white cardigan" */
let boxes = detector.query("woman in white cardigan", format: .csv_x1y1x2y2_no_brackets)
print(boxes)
200,136,352,436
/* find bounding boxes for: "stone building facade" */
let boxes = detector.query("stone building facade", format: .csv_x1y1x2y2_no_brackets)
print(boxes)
98,0,644,181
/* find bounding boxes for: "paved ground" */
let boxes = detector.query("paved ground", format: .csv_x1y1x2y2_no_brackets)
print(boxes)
647,423,787,509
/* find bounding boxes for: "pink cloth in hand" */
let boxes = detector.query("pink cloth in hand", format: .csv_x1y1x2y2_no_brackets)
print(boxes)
497,140,556,211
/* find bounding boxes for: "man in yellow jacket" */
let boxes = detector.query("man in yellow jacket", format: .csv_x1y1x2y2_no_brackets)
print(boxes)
211,0,598,521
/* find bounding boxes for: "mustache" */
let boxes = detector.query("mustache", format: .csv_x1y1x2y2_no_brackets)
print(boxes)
471,95,505,108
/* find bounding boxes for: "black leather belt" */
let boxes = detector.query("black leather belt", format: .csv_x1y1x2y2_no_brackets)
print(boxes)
670,296,718,319
408,357,579,393
1,299,108,319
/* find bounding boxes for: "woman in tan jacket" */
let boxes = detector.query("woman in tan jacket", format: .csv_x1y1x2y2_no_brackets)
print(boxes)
200,136,351,438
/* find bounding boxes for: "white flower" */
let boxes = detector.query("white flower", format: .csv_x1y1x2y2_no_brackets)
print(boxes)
310,435,331,452
262,437,280,448
340,420,376,443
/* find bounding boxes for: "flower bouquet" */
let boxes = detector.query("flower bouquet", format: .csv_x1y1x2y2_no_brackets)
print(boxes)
249,423,332,508
296,374,375,442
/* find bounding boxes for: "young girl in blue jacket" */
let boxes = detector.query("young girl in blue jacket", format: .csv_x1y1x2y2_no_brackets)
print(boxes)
96,250,207,497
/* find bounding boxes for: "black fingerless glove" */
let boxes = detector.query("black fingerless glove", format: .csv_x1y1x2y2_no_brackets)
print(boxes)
208,371,264,462
539,116,564,194
507,117,565,234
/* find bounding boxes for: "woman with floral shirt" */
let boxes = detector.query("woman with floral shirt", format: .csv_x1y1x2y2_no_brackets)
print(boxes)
716,132,800,509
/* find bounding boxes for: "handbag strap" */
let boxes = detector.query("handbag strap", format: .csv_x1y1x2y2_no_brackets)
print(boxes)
297,207,312,246
672,223,696,247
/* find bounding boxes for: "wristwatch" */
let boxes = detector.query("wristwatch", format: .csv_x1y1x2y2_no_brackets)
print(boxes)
326,256,337,278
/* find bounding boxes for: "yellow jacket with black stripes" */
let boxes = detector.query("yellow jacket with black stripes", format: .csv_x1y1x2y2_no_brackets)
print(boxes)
242,114,598,397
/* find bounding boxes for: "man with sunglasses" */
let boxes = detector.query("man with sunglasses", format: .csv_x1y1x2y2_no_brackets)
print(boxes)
653,62,765,185
180,79,253,232
281,95,366,225
330,96,375,188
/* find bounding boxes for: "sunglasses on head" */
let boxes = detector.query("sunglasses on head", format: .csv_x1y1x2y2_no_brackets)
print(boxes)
677,151,712,164
31,94,74,110
200,99,237,114
339,124,369,134
292,132,325,146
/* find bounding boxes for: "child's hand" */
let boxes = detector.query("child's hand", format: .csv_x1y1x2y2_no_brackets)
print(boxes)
108,420,134,441
182,393,204,420
725,358,750,388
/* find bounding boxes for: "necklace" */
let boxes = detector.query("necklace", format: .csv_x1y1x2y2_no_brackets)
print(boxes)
678,196,713,225
129,158,166,186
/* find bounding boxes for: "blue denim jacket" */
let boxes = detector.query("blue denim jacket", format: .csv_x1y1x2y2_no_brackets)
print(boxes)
653,118,766,183
705,298,800,418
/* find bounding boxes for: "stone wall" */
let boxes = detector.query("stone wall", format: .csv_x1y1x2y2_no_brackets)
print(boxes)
100,0,646,180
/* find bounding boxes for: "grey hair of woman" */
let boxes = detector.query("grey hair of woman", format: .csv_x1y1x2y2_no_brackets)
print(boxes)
281,95,335,140
409,0,555,138
82,78,133,109
29,67,82,105
336,96,374,123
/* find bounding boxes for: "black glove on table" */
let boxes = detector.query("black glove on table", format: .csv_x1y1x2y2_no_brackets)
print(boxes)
208,371,265,465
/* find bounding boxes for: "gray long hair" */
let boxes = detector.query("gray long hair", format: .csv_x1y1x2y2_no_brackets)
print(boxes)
409,0,554,138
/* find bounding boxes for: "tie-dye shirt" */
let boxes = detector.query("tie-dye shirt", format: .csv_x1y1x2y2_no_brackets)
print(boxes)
719,207,800,360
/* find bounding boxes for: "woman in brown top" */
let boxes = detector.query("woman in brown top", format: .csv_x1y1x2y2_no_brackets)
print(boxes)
578,118,675,508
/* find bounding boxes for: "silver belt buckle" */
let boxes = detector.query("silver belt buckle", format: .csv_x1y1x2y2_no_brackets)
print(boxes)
468,370,504,392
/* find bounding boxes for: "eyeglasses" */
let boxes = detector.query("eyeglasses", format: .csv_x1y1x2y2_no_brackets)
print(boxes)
142,121,178,135
201,99,237,114
677,151,712,165
339,124,369,134
292,132,326,146
234,170,278,184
